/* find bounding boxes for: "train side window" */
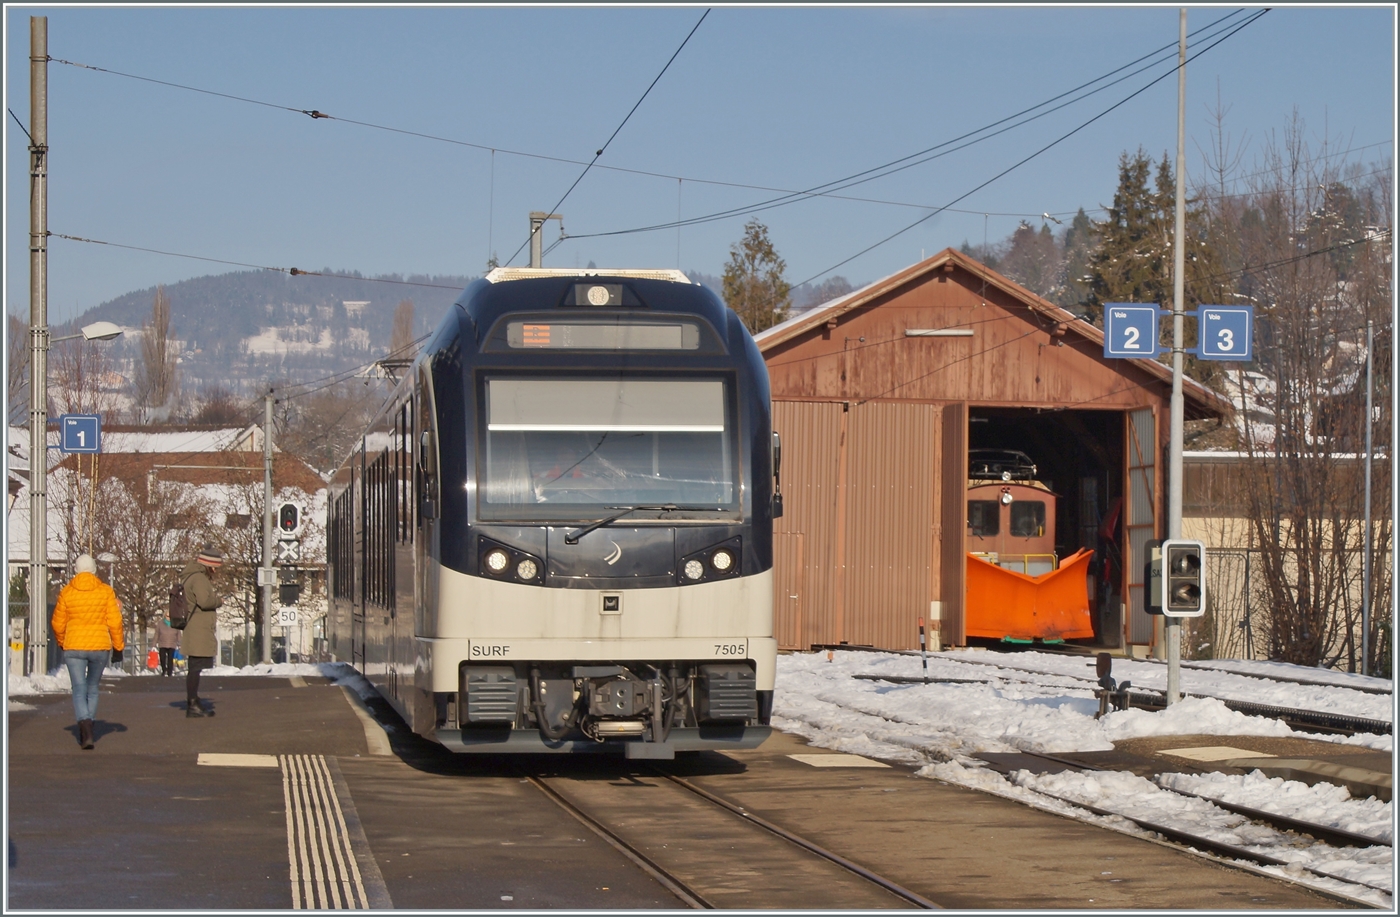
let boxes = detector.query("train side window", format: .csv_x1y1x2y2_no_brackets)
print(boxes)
967,500,1000,537
1010,500,1046,538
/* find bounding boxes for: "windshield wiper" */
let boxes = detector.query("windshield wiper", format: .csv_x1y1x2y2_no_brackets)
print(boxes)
565,504,710,544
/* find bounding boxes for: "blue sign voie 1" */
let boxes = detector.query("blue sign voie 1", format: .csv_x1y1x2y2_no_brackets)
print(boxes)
1197,305,1253,361
59,414,101,454
1103,304,1161,358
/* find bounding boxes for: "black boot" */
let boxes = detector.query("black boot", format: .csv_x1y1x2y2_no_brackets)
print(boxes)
186,700,207,718
79,719,94,749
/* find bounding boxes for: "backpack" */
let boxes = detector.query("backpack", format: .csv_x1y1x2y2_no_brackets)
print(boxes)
168,579,192,630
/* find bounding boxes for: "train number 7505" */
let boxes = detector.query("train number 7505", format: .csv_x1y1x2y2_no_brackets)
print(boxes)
713,643,746,656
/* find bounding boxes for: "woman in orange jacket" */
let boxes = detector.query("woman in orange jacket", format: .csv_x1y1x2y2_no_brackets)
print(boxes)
51,554,124,750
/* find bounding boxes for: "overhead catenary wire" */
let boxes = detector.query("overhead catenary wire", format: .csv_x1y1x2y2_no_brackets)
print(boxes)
47,233,468,291
501,8,710,266
557,9,1264,242
44,9,1275,232
736,9,1271,314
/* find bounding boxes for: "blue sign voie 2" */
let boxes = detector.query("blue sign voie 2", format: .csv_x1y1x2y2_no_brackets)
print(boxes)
1197,305,1254,361
1103,304,1161,358
59,414,101,454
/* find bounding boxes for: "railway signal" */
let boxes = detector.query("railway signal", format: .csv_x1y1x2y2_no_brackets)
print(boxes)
277,501,303,538
1161,539,1206,617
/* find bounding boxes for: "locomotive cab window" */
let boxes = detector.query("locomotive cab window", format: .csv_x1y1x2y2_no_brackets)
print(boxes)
480,377,736,516
967,500,1000,537
1010,500,1046,538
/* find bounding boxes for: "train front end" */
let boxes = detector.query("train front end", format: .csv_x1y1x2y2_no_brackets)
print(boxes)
422,269,777,758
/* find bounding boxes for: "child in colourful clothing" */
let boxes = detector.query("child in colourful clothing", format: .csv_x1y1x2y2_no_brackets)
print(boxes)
51,554,124,749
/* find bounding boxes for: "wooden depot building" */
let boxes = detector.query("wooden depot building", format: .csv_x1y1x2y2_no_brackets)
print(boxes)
754,248,1230,654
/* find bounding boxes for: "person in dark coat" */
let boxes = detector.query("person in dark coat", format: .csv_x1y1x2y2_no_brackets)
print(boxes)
181,544,224,718
154,616,180,677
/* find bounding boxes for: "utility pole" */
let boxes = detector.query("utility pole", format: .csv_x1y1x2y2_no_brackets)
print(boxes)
528,212,562,268
1361,320,1374,676
1166,8,1188,705
27,16,49,676
261,391,275,664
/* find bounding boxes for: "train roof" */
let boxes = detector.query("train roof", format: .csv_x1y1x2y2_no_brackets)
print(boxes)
483,267,693,284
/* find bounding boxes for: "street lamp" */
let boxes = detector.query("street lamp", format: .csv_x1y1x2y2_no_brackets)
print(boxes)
26,320,125,676
55,321,123,344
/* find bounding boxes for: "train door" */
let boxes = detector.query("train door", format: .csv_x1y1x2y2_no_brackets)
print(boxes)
1124,407,1158,648
352,448,366,670
415,366,439,638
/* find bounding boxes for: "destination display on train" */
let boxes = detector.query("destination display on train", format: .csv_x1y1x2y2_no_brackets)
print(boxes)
506,321,700,350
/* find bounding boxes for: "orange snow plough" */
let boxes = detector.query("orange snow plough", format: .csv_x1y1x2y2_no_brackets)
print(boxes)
964,548,1096,642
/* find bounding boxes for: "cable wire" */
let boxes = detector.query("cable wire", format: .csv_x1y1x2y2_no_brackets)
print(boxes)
774,9,1269,301
8,107,34,144
48,233,467,291
502,8,709,266
562,9,1260,242
48,12,1248,230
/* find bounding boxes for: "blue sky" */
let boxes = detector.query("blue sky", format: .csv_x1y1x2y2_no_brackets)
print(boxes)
4,5,1395,326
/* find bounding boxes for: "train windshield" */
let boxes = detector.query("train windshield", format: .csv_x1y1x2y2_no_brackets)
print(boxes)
480,376,736,516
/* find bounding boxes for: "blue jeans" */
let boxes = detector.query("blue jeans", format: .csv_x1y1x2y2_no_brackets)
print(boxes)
65,650,108,722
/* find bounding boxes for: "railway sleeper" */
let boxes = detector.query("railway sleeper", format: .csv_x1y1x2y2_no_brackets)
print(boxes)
452,661,770,758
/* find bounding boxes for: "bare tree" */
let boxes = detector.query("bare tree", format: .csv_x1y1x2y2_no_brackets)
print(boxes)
7,314,29,425
49,336,121,420
276,380,385,474
132,286,180,422
1210,115,1394,670
191,386,250,426
104,475,212,660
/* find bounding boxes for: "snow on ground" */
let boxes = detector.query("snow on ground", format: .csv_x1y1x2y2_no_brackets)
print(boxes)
773,648,1394,907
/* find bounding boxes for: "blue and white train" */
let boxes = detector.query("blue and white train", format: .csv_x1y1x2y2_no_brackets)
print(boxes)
326,268,779,758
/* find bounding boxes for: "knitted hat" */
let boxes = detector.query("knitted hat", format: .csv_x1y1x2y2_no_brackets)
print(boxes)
196,544,224,567
74,554,97,575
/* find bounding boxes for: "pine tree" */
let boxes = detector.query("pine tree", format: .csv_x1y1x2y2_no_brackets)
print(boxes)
1057,208,1095,309
999,221,1062,299
722,220,792,333
1087,148,1172,318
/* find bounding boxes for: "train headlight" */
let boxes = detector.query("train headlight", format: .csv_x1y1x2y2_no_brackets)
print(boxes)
710,548,735,573
684,559,706,581
484,549,510,573
516,558,538,581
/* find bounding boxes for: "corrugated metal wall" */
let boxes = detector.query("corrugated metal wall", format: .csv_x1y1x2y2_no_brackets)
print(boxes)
843,402,939,649
773,400,939,651
773,401,843,649
773,532,804,647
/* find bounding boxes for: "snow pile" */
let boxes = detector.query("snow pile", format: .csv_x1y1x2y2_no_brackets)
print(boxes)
1159,771,1392,843
774,648,1394,906
8,665,126,697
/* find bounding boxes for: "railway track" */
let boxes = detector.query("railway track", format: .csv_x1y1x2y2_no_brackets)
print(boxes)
994,748,1391,849
785,684,1390,904
1024,778,1394,901
854,650,1391,737
523,766,939,909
